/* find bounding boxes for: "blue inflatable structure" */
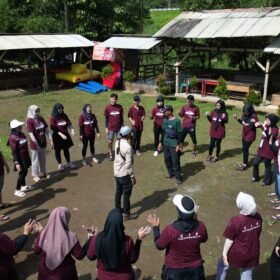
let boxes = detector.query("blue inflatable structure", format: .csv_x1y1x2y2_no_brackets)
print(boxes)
75,81,107,94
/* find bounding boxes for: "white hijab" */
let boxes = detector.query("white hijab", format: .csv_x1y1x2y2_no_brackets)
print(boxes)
27,105,39,119
236,192,257,216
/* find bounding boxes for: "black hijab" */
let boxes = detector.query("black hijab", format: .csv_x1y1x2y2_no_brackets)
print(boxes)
266,114,279,128
214,99,226,130
243,103,255,122
96,209,126,271
82,104,92,120
51,103,65,118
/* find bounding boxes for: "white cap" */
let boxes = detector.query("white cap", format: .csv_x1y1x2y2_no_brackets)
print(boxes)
120,126,132,137
10,119,24,129
173,194,196,214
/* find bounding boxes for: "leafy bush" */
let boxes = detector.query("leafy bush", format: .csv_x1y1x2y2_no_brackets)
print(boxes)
156,74,171,96
123,70,136,82
0,136,11,160
214,76,228,100
244,89,262,106
190,75,198,91
101,64,113,78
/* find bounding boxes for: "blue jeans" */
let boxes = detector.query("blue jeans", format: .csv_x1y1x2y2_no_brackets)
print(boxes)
275,170,280,199
216,258,253,280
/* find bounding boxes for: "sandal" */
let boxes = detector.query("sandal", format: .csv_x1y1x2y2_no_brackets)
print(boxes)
272,214,280,220
33,176,41,183
236,164,247,171
268,192,277,197
0,203,13,210
271,199,280,204
0,214,9,221
206,156,213,161
272,206,280,210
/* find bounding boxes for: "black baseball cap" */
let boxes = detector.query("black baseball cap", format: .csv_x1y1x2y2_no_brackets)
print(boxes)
134,95,140,101
163,105,173,113
187,95,194,101
157,96,164,102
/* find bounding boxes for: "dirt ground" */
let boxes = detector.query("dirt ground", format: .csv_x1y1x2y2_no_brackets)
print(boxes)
0,90,279,279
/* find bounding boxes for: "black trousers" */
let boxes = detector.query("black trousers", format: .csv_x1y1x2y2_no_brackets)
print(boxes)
209,137,222,157
16,166,28,190
162,265,205,280
82,136,95,157
115,175,133,215
55,148,70,164
132,129,142,152
164,145,181,180
242,139,253,165
181,127,197,144
252,154,272,184
154,125,163,151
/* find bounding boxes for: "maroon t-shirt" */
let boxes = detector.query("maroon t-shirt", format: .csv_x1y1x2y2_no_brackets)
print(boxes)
50,114,72,134
179,104,200,129
27,117,48,150
128,105,146,131
0,152,4,176
223,213,262,268
209,110,228,139
87,234,140,280
78,113,99,137
272,137,280,175
156,222,208,269
258,126,279,160
104,104,124,132
151,106,165,127
8,132,30,164
241,113,258,142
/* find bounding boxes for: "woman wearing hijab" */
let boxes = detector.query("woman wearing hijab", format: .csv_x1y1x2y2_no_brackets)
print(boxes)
87,208,151,280
233,103,258,170
251,114,279,186
0,219,35,280
27,105,52,182
216,192,262,280
78,104,100,166
8,119,34,197
50,103,76,171
205,100,228,162
147,194,208,280
32,207,92,280
270,236,280,279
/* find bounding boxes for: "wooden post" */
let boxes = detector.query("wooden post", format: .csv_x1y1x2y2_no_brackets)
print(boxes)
263,58,270,105
43,51,48,92
175,63,180,93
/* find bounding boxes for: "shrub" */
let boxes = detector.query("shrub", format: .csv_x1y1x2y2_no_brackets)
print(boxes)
244,89,262,106
123,70,136,82
214,76,228,100
156,74,171,96
101,64,113,78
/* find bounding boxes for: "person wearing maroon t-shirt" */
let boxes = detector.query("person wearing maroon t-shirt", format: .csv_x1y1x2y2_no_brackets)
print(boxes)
178,95,200,157
270,236,280,279
26,105,52,183
216,192,262,280
128,95,146,156
0,151,10,220
233,103,258,171
8,120,34,198
148,194,208,280
104,93,124,161
206,100,228,162
0,219,35,280
50,103,76,171
87,208,151,280
32,207,92,280
150,95,165,157
251,114,279,186
79,104,100,166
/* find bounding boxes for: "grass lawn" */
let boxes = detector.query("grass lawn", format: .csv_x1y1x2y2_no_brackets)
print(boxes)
0,89,278,279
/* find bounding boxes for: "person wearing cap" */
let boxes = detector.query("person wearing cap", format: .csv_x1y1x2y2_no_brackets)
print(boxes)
128,95,146,156
147,194,208,280
150,96,165,157
8,120,34,197
251,114,279,186
233,104,258,171
205,100,228,162
26,105,52,183
178,95,200,157
50,103,76,171
216,192,262,280
113,126,137,220
104,93,124,161
160,105,182,186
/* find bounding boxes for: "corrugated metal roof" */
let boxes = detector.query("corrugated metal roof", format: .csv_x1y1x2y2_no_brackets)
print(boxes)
99,37,161,50
0,34,93,51
154,7,280,39
264,36,280,54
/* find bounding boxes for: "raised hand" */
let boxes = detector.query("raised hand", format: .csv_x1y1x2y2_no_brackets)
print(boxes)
24,219,36,235
33,222,44,233
147,213,160,227
137,226,152,240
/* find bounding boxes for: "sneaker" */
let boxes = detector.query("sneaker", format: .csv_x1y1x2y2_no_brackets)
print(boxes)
251,177,259,183
41,174,51,179
58,164,65,171
109,154,113,161
21,185,34,192
92,157,99,163
206,155,213,161
136,150,141,156
236,163,247,171
14,190,26,197
176,179,182,186
165,175,174,180
67,162,76,169
33,176,41,183
122,213,138,221
260,181,268,186
82,160,87,166
153,151,159,157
